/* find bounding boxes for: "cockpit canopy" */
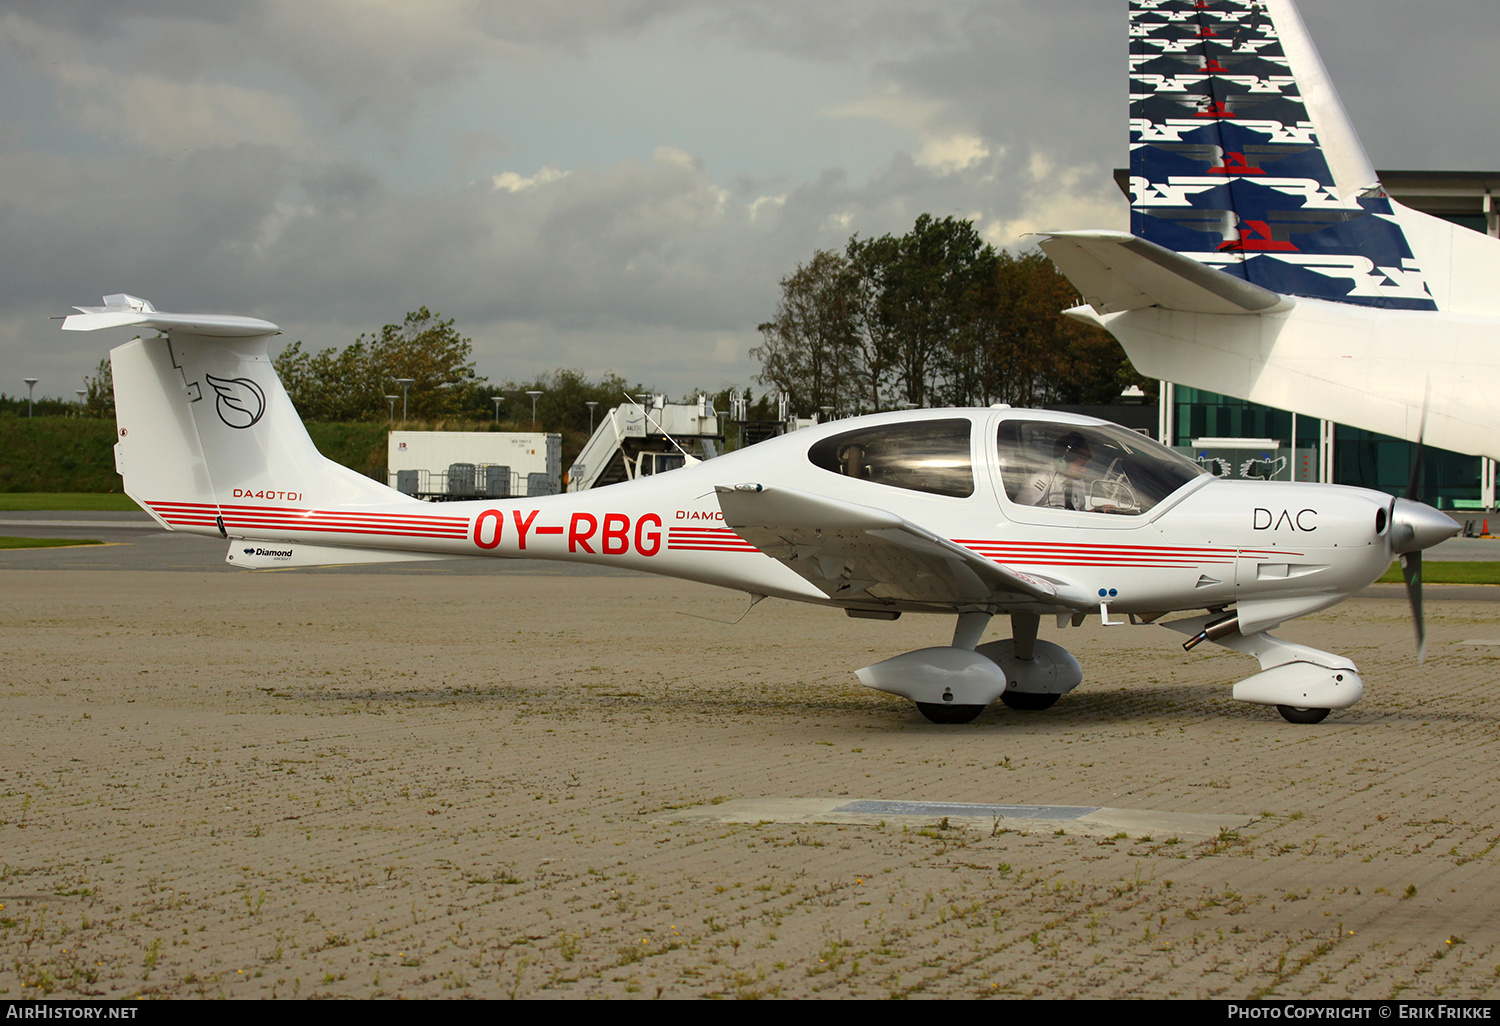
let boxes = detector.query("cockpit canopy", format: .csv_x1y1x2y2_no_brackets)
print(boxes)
997,419,1203,515
807,418,974,498
802,414,1203,514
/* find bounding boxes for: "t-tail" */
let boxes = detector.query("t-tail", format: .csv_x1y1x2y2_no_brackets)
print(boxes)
1039,0,1500,462
65,294,453,568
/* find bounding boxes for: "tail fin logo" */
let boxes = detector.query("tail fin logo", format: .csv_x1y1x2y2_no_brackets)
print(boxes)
204,373,266,429
1128,0,1437,311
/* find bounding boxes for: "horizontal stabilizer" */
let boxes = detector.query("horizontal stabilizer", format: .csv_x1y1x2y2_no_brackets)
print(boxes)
1039,231,1289,316
227,540,457,570
63,294,278,338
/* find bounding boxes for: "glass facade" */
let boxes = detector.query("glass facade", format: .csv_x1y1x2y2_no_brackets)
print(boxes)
1164,174,1499,512
1334,424,1482,510
1171,386,1480,510
1172,388,1320,452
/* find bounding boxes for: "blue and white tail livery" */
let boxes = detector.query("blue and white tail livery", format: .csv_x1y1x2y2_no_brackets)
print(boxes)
1041,0,1500,462
1131,0,1431,309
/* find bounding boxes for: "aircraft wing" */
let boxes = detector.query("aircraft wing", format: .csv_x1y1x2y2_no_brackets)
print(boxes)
714,483,1087,611
1038,231,1289,316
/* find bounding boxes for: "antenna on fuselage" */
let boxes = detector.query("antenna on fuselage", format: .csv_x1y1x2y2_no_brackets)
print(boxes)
675,592,767,625
624,392,694,462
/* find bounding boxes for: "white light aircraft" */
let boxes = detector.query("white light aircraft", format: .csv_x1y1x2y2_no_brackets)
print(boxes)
1040,0,1500,462
67,293,1456,725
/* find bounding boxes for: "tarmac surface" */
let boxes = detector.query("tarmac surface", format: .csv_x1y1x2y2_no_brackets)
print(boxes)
1,515,1499,999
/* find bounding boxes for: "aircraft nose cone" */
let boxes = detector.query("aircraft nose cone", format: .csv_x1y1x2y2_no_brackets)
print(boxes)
1390,498,1461,555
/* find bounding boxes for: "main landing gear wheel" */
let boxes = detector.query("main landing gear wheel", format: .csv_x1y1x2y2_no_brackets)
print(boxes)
1000,691,1060,711
916,702,986,724
1277,705,1331,724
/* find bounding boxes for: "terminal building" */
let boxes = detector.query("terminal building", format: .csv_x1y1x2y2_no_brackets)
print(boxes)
1111,170,1500,514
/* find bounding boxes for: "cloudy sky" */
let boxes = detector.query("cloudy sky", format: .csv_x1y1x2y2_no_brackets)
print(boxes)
2,0,1494,403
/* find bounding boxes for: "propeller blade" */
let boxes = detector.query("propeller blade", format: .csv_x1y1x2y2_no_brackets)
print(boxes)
1406,377,1430,501
1401,377,1431,659
1405,441,1424,501
1401,551,1425,663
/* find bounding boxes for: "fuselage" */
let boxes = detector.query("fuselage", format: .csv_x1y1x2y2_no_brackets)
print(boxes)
142,408,1400,622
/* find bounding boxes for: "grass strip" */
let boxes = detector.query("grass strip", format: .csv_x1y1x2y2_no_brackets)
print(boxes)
0,536,103,549
0,493,141,512
1377,561,1500,585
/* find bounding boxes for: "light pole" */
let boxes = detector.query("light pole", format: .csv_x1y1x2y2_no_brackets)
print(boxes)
492,396,503,423
526,390,542,430
586,400,598,434
394,378,414,421
385,395,398,423
23,378,37,418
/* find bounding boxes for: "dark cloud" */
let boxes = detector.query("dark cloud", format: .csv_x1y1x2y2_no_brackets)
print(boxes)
3,1,1497,398
696,0,966,62
1299,0,1498,169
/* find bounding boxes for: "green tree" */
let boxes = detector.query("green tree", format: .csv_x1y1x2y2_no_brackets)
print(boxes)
367,308,486,420
843,234,900,413
275,338,375,421
83,358,115,418
754,216,1149,414
751,250,864,419
850,215,996,409
493,368,646,435
274,308,487,421
974,250,1151,407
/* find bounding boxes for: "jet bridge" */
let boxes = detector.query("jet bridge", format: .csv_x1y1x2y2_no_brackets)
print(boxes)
567,397,724,491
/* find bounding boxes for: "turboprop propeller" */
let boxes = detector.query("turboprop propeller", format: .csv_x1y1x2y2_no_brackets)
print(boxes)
1391,391,1458,662
1391,469,1459,663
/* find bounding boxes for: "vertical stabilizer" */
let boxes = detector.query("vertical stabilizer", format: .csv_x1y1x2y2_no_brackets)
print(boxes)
81,302,407,535
1129,0,1437,310
166,331,400,511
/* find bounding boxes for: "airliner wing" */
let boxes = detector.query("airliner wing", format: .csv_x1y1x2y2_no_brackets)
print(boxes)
714,484,1087,610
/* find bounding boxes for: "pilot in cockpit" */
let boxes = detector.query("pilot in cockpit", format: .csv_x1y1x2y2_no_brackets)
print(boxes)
1018,431,1097,511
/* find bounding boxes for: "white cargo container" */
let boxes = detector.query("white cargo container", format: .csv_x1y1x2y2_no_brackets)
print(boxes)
387,431,561,500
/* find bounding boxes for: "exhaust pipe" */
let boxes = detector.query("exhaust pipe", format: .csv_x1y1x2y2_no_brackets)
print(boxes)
1183,612,1240,652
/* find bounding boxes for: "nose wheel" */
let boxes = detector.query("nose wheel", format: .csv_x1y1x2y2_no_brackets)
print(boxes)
1276,705,1330,724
